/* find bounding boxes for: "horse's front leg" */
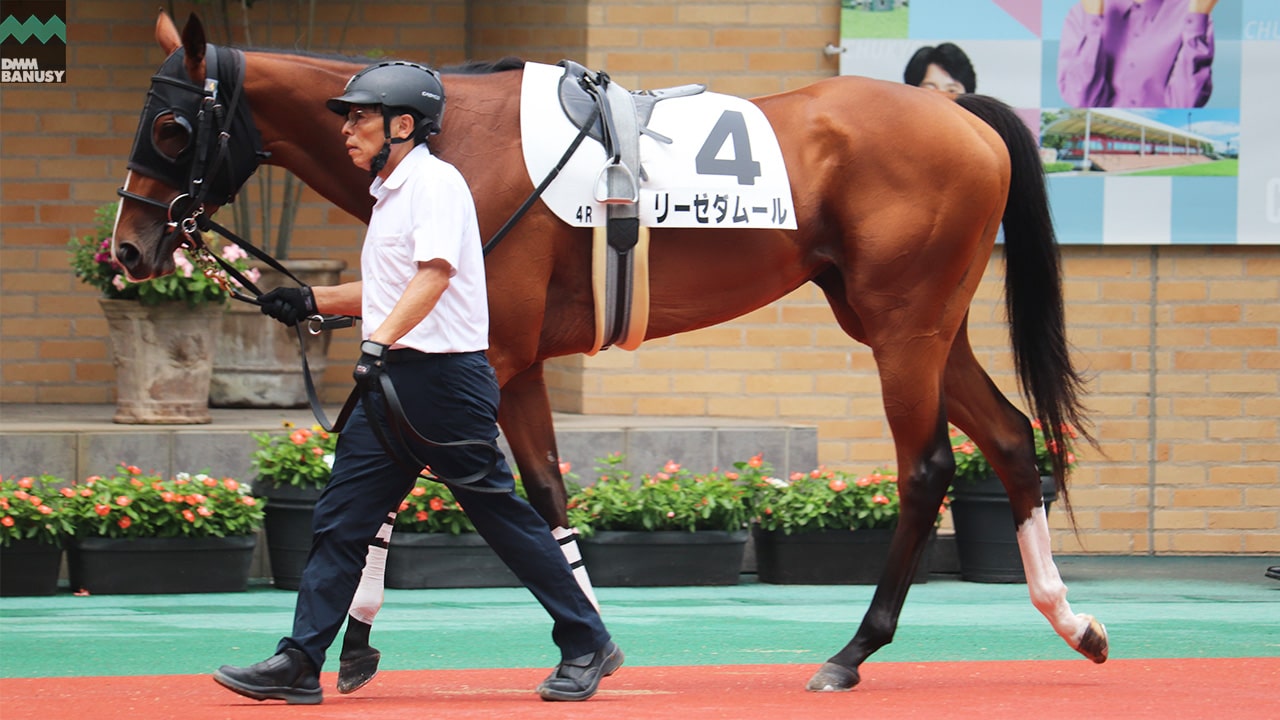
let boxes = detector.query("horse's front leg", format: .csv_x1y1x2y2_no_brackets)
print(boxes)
498,361,600,610
808,416,955,692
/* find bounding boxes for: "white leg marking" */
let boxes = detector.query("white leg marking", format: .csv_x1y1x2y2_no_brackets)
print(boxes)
1016,505,1091,649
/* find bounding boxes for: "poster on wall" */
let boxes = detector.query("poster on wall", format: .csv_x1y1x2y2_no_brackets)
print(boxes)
837,0,1278,245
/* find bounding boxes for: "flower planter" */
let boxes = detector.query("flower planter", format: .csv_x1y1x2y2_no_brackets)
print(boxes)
67,535,256,594
254,480,325,590
0,540,63,597
579,529,748,587
210,259,346,408
385,532,520,589
99,298,222,425
950,474,1057,583
753,526,932,585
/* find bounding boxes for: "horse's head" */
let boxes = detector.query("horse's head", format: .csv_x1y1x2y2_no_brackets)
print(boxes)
114,12,263,280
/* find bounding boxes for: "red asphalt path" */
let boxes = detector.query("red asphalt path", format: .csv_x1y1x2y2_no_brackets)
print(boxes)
1,657,1275,720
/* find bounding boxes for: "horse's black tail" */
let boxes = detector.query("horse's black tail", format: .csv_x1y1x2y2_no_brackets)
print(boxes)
956,93,1090,505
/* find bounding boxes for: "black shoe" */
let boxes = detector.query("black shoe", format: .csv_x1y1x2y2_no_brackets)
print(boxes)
1267,566,1280,581
536,641,624,702
213,648,322,705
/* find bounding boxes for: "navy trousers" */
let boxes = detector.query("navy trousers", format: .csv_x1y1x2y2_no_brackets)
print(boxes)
278,350,610,671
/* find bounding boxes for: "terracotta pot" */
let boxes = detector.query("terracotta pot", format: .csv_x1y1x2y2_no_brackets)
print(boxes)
99,298,222,424
210,259,347,408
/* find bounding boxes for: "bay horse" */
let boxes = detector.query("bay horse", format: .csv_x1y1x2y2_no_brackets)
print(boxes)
112,12,1107,692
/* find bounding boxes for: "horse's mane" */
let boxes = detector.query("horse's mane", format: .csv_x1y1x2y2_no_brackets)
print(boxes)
244,46,525,75
441,56,526,74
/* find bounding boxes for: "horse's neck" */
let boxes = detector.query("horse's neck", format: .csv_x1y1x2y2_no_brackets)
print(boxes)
244,52,373,223
242,53,526,226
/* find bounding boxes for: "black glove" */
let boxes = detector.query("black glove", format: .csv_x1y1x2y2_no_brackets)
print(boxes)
353,340,390,391
258,286,315,327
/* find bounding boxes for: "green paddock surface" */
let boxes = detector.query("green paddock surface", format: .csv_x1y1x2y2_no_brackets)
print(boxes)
1,556,1276,679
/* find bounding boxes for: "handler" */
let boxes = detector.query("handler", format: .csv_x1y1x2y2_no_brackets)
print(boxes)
213,60,622,704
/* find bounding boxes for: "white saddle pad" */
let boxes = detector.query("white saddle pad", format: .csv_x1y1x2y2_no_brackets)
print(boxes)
519,61,797,230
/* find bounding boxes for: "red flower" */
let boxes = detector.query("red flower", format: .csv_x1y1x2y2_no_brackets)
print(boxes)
429,497,445,512
160,491,175,502
828,478,848,492
182,509,195,522
115,495,131,506
747,454,764,469
94,504,110,516
559,460,573,475
240,496,257,506
415,511,429,521
410,486,426,497
872,494,890,505
17,477,33,489
0,516,13,527
223,479,239,491
663,460,681,474
398,501,410,512
117,517,132,529
197,507,213,517
125,465,142,475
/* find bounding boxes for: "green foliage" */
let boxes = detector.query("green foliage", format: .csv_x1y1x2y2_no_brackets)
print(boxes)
746,455,904,534
250,423,337,488
950,421,1078,485
0,475,76,546
566,454,752,536
61,464,264,539
68,203,255,308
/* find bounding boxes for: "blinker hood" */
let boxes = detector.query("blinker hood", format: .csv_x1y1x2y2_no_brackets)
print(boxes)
125,45,263,206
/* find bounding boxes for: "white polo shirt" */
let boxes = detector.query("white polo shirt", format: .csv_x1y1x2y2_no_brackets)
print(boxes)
361,143,488,354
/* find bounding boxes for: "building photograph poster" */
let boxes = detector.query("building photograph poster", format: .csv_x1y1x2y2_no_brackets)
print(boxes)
838,0,1278,245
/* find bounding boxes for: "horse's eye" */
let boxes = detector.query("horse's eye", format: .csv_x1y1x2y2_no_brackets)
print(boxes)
151,112,192,162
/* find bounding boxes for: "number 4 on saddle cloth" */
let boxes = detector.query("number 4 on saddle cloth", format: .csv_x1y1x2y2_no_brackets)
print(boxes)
519,60,797,353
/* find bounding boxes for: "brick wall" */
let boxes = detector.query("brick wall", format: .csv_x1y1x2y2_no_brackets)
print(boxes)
1,1,1276,554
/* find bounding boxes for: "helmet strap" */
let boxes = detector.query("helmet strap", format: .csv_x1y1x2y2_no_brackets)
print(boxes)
369,111,414,177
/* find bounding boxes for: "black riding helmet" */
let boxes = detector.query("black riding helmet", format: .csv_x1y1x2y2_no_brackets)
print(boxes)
327,61,446,175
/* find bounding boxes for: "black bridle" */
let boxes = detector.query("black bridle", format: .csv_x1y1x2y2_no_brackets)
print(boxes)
117,45,506,490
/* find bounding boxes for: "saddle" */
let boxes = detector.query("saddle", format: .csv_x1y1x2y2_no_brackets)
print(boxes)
553,61,705,353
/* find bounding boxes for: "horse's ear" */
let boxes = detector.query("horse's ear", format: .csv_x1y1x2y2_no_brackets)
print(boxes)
156,11,180,55
180,13,207,84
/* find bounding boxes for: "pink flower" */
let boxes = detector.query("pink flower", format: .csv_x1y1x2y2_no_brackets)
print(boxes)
747,454,764,469
17,477,33,489
173,250,195,278
559,460,573,475
240,497,257,506
828,478,847,492
220,244,248,262
663,460,681,474
112,275,128,291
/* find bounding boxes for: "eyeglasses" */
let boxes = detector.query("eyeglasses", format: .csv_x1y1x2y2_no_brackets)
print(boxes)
343,108,380,128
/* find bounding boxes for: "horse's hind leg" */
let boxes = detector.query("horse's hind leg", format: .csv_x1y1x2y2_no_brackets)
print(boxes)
943,328,1108,663
807,283,958,692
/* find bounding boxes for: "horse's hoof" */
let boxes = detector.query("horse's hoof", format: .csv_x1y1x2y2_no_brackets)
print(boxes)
806,662,859,692
1075,615,1109,664
336,646,381,694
